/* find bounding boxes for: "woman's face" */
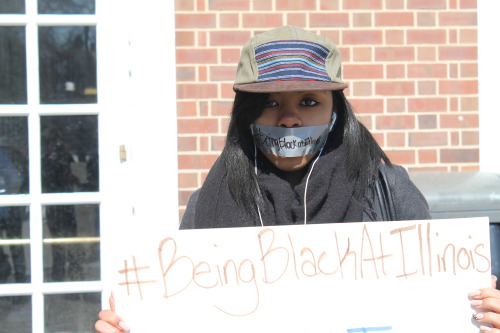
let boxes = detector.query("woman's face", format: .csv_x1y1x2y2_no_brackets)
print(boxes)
254,90,334,172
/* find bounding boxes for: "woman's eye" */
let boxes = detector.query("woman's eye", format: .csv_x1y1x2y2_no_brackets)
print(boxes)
264,100,278,108
301,99,318,106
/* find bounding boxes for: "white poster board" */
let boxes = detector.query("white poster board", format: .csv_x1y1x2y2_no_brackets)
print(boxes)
109,217,491,332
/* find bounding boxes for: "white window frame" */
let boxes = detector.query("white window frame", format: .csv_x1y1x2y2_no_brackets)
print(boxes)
97,0,180,323
0,0,178,331
98,0,180,281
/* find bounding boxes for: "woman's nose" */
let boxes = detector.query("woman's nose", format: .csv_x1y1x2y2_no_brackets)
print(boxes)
276,107,302,128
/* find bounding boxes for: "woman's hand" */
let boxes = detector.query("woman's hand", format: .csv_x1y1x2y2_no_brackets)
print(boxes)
471,276,500,332
95,293,131,333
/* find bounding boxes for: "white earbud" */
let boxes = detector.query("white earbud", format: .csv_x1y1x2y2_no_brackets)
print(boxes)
329,112,337,132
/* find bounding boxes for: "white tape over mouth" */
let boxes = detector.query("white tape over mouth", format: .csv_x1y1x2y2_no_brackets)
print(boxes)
250,123,331,157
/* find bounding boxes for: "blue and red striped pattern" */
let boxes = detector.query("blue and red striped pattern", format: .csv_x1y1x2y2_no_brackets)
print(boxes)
254,40,331,83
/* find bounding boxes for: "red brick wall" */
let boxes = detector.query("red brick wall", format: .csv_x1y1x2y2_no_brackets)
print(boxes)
175,0,479,215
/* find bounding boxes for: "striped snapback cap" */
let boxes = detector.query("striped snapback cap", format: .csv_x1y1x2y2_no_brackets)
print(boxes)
255,40,331,83
234,26,347,93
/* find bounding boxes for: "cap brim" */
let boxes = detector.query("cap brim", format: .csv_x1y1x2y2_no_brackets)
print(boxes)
233,80,348,93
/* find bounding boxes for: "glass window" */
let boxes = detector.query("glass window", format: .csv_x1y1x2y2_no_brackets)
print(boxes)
0,206,30,284
38,26,97,104
44,293,100,332
0,117,29,194
0,26,27,104
43,204,100,282
0,296,32,333
38,0,95,15
41,115,99,193
0,0,25,14
1,1,105,331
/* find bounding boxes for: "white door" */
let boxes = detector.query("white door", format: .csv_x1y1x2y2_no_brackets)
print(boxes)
0,1,177,332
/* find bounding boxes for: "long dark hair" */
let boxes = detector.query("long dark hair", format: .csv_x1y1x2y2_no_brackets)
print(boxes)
221,90,391,217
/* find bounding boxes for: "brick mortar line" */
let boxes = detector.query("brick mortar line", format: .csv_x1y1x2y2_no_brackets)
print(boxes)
382,144,481,149
177,116,225,119
174,9,477,14
174,28,477,32
173,42,478,46
175,79,479,82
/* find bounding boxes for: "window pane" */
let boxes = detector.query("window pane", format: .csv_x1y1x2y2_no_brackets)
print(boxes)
0,206,30,284
0,0,25,14
38,26,97,104
38,0,95,14
43,204,100,282
41,115,99,193
0,117,29,195
0,296,32,333
44,293,100,333
0,26,27,104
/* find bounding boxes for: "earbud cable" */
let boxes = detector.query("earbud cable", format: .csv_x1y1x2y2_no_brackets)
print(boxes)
254,112,335,227
254,142,264,227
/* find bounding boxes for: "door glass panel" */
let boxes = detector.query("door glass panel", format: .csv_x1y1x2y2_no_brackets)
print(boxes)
38,26,97,104
38,0,95,15
0,26,27,104
0,206,30,284
44,293,100,333
41,115,99,193
0,0,25,14
0,296,32,333
0,117,29,195
43,204,100,282
1,1,105,330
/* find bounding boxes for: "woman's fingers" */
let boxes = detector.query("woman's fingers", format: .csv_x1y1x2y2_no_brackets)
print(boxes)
470,288,500,300
110,292,116,313
95,317,123,333
94,293,131,333
472,311,500,332
470,288,500,312
96,309,131,332
471,287,500,330
479,325,500,333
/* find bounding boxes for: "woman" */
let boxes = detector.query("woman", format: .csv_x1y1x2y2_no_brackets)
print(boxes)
96,26,500,333
180,25,429,229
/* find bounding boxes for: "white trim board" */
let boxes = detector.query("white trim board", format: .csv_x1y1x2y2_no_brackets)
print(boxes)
478,0,500,173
